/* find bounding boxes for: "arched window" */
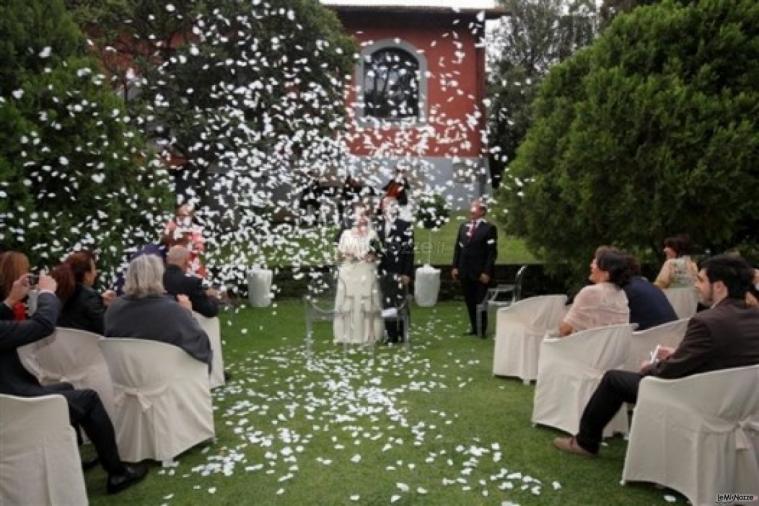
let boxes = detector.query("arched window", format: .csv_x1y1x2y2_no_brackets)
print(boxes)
363,47,420,120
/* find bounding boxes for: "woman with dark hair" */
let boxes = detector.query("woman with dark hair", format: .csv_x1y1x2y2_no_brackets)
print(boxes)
51,251,116,334
559,248,631,336
654,234,698,289
0,251,32,320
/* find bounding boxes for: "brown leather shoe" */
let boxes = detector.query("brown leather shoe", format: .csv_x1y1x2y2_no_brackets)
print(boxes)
552,437,596,457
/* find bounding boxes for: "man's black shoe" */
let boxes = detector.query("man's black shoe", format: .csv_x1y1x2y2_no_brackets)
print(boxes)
107,463,148,495
82,456,99,471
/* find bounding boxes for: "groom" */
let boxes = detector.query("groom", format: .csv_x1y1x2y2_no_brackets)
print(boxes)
377,196,414,343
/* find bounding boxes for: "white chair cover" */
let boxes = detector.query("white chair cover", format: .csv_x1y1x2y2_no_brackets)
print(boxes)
532,323,633,438
0,394,88,506
624,318,690,372
17,327,116,419
248,267,273,307
663,287,698,319
99,338,215,463
193,312,225,389
623,365,759,506
492,295,568,382
414,265,441,307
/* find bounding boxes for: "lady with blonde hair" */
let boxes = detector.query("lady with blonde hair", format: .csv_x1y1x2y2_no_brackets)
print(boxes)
104,255,212,367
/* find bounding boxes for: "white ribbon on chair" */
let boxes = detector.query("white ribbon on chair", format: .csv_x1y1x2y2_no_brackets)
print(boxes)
113,383,170,411
734,419,759,451
39,371,87,386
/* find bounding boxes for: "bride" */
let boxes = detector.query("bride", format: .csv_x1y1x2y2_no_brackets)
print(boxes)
333,203,384,345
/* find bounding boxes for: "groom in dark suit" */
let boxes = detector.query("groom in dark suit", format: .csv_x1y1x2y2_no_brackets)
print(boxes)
377,196,414,343
452,198,498,337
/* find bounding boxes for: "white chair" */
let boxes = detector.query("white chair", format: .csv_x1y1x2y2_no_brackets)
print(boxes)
624,318,690,372
0,394,88,506
622,365,759,506
492,295,568,383
476,265,528,336
192,312,225,389
17,327,116,419
532,323,633,438
663,287,698,319
99,338,215,465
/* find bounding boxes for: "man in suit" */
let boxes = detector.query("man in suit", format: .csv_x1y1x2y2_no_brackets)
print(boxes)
452,198,498,337
0,272,147,494
554,254,759,457
377,196,414,343
164,245,219,318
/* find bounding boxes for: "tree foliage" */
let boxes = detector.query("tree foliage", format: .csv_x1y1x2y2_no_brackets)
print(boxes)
0,0,172,278
486,0,599,187
495,0,759,277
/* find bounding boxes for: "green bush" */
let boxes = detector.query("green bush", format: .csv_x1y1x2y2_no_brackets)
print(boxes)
496,0,759,278
0,0,172,281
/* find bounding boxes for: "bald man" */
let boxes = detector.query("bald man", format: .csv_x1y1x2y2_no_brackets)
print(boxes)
163,245,219,318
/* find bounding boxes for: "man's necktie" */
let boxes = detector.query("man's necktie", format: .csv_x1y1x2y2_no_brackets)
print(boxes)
467,220,477,240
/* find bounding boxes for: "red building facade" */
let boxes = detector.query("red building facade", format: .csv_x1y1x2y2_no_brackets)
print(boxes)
324,0,502,207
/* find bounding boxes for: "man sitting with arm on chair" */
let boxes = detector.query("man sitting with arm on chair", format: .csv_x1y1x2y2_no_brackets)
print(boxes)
553,254,759,457
0,271,147,494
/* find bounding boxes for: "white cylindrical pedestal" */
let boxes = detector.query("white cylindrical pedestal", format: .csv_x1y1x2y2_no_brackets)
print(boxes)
248,268,273,307
414,265,441,307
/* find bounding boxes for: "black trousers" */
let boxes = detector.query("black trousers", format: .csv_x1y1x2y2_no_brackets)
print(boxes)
55,386,125,474
461,278,488,336
380,274,407,342
576,370,642,453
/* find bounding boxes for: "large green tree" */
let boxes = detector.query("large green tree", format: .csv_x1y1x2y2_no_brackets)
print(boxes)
0,0,171,279
496,0,759,277
64,0,358,284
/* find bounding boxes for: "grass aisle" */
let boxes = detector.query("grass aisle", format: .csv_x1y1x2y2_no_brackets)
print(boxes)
86,300,681,506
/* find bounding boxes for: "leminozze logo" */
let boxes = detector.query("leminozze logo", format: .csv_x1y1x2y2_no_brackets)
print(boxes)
716,493,758,504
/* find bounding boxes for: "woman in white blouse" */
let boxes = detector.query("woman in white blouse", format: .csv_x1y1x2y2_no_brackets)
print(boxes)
333,203,384,345
559,248,631,336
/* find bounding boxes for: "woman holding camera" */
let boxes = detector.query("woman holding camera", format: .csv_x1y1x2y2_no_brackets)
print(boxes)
50,250,116,335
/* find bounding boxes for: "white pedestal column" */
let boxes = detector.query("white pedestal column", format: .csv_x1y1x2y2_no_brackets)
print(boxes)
414,265,441,307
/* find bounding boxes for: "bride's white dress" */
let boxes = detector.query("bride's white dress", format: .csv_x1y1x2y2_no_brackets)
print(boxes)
333,228,384,345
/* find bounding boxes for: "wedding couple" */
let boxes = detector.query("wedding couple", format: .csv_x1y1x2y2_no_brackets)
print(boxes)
333,196,414,345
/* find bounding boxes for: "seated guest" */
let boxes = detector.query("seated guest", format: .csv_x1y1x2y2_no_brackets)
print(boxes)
622,253,678,330
559,249,631,336
163,245,219,318
51,250,116,334
0,269,147,493
554,254,759,457
105,254,212,368
654,234,698,289
0,251,32,320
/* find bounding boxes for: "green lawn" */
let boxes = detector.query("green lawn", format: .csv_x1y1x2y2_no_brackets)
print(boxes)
85,300,681,506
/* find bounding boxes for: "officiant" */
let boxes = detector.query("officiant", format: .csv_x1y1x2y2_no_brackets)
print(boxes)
377,196,414,343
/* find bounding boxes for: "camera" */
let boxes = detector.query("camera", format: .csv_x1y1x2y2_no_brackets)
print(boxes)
27,273,39,286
